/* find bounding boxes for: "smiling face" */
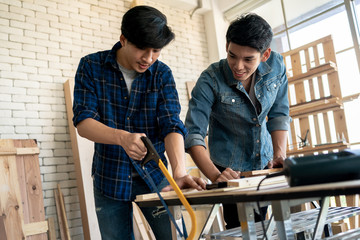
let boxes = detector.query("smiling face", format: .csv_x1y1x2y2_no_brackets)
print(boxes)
226,42,271,82
117,35,162,73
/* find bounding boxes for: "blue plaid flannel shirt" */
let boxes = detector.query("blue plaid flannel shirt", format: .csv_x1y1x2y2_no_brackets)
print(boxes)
73,42,187,200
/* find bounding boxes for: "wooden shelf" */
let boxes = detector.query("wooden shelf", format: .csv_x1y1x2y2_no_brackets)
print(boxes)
288,61,337,84
287,142,349,156
290,96,342,118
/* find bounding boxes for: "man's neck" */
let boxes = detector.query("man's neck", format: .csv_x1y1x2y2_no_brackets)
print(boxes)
241,74,254,93
116,49,131,70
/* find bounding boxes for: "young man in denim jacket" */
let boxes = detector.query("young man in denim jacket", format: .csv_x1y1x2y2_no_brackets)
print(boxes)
73,6,206,240
185,13,291,229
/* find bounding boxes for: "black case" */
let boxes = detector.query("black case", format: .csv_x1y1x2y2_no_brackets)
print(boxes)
284,149,360,187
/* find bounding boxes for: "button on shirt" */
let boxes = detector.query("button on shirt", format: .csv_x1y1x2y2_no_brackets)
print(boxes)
73,42,187,200
185,51,290,171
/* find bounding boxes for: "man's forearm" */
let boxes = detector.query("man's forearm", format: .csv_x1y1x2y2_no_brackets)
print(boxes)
188,145,221,182
164,132,187,179
76,118,126,145
271,130,288,158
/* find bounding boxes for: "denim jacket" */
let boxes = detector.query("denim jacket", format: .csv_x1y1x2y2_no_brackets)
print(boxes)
185,51,290,171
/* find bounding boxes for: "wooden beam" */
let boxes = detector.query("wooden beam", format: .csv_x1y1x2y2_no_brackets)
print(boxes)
287,142,349,156
23,221,48,236
55,184,71,240
0,140,25,240
287,62,337,84
289,97,342,118
0,147,39,156
136,176,287,201
47,217,57,240
240,168,283,177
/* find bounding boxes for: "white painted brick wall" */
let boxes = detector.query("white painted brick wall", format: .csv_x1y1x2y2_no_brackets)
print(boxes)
0,0,209,239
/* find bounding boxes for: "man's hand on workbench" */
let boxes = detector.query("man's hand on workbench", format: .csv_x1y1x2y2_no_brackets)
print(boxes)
161,175,206,192
215,168,241,182
268,155,285,169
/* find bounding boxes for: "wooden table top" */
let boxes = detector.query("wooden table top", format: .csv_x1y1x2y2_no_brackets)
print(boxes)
135,178,360,207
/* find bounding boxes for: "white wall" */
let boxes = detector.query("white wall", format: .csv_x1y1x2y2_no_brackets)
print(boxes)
0,0,211,239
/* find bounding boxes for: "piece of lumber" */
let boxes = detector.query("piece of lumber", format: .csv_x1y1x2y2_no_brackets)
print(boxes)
0,215,7,240
48,217,56,240
287,61,337,84
331,222,348,235
64,79,100,240
0,140,26,240
289,96,342,118
0,139,47,240
23,221,48,236
186,81,196,100
14,139,47,240
227,175,286,188
55,184,71,240
136,175,287,201
240,168,283,177
0,147,40,156
287,142,349,156
132,202,156,240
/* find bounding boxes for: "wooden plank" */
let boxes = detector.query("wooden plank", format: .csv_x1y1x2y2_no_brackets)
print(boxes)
282,35,333,58
289,97,342,117
0,215,7,240
346,194,359,229
0,147,39,156
64,79,100,240
136,176,287,201
0,139,47,240
47,217,56,240
287,62,337,84
186,81,196,100
240,168,283,177
54,188,66,240
55,184,71,240
333,109,349,143
287,142,349,156
23,221,48,237
323,112,332,143
14,139,47,240
331,222,348,235
132,202,156,240
0,140,25,240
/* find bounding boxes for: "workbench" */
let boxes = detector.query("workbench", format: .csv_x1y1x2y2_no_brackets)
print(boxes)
135,178,360,240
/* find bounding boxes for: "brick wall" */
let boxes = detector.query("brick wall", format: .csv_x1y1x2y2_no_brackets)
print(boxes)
0,0,210,239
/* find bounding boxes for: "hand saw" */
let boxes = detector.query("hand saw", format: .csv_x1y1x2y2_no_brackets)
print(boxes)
140,136,196,240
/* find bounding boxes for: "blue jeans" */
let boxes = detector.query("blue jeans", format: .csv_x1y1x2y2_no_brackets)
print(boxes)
94,176,172,240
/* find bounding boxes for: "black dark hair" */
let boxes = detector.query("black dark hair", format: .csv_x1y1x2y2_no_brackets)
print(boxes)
226,13,273,54
121,6,175,49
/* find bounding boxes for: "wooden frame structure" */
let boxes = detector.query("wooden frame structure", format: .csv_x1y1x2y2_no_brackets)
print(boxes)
282,35,359,230
0,139,48,240
281,35,350,156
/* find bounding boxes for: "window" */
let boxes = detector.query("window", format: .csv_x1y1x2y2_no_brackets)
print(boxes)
251,0,360,146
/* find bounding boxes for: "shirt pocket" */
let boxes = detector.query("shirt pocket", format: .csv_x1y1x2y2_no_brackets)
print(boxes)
265,77,281,92
262,77,281,107
219,94,245,119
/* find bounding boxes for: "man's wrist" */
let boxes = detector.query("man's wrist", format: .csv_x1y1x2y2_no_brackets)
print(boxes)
210,172,221,183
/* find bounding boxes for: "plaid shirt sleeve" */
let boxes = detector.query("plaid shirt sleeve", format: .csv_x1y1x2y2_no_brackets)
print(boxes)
157,67,187,140
73,56,100,127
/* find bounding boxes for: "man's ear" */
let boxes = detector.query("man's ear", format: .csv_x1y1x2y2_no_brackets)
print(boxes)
261,48,271,62
120,34,126,46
